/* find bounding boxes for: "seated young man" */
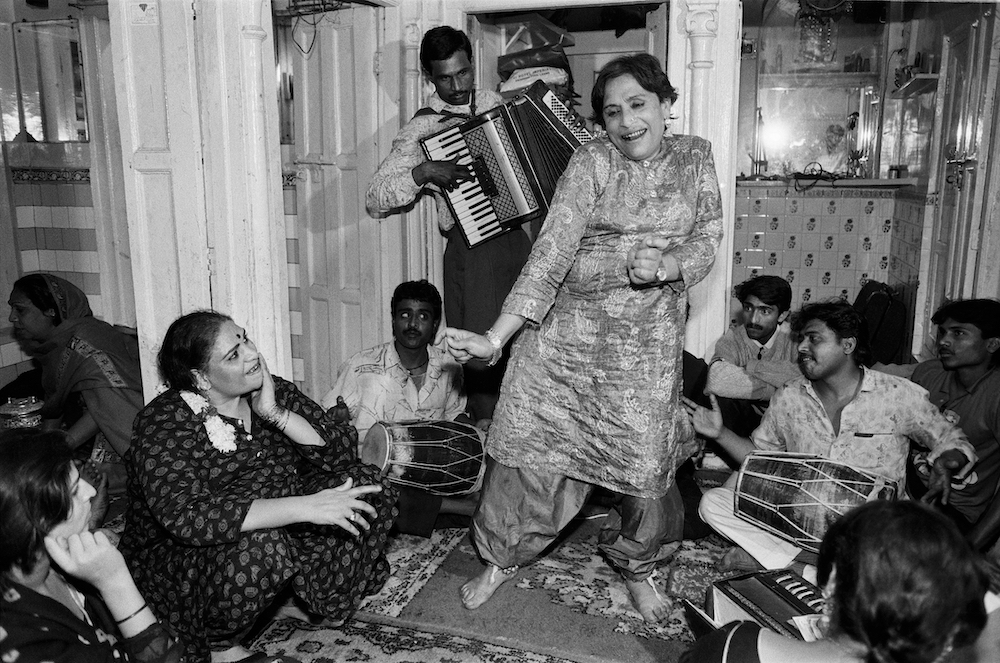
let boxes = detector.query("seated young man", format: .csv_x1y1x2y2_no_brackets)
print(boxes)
684,301,976,580
322,280,482,537
707,276,800,438
906,298,1000,552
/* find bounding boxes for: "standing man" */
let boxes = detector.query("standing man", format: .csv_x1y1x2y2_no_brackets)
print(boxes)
322,280,481,537
706,276,800,437
685,301,976,579
367,26,531,421
907,299,1000,552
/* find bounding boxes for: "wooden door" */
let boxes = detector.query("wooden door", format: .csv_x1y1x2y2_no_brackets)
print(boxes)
293,6,383,400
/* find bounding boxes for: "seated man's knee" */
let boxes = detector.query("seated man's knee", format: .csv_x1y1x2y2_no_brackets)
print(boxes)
698,487,734,526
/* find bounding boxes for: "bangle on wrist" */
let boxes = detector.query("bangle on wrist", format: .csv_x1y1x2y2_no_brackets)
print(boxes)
263,404,289,430
484,328,503,367
115,602,148,625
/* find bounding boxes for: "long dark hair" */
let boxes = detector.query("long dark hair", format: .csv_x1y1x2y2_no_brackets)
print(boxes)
817,500,988,663
0,429,76,585
157,310,232,392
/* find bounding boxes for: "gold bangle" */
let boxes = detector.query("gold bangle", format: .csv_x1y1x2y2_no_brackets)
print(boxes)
484,328,503,367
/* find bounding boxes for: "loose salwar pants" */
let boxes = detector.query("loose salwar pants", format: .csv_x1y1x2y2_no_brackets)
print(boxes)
471,457,684,581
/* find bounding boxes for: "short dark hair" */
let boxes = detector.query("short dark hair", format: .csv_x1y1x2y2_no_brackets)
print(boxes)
817,500,988,663
590,53,678,128
12,274,61,325
158,310,232,392
932,299,1000,367
0,429,75,585
391,280,442,321
419,26,472,75
735,276,792,313
790,300,872,368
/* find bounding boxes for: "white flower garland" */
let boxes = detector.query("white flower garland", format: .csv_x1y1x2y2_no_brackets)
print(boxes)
180,391,238,454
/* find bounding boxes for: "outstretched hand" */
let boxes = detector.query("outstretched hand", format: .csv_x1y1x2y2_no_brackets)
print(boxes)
303,477,383,536
444,328,492,364
682,393,725,440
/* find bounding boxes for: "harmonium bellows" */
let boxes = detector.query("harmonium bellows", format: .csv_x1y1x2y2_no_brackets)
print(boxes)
420,81,593,249
709,569,825,640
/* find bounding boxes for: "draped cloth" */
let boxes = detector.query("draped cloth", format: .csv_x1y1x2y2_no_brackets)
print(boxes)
28,275,143,457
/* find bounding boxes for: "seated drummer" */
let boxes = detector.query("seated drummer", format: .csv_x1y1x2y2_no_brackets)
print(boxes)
321,280,484,537
683,300,976,582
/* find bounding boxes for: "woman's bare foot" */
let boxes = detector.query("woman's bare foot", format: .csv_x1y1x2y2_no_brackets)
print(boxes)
625,573,671,623
210,645,254,662
460,564,517,609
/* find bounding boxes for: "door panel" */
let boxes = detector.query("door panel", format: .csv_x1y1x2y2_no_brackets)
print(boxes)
294,7,381,400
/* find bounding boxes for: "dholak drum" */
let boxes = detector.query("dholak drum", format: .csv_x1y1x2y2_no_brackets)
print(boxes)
362,420,485,496
734,451,897,553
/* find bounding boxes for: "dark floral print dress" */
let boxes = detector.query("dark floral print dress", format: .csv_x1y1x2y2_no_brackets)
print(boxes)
121,377,398,662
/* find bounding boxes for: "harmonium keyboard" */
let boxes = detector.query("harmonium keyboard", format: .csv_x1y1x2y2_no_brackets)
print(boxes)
700,569,826,640
420,81,593,248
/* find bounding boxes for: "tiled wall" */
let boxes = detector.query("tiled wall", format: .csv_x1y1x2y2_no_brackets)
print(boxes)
732,183,922,360
733,186,897,306
283,173,305,387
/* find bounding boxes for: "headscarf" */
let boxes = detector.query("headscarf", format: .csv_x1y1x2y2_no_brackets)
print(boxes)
25,275,143,419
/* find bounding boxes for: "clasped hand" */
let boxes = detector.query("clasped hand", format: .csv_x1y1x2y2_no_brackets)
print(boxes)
444,327,491,364
627,236,674,285
304,477,381,536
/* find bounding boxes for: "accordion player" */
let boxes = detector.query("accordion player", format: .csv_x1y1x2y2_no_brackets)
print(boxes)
420,81,593,249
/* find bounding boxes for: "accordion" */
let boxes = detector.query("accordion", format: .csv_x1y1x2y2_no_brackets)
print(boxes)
420,81,593,248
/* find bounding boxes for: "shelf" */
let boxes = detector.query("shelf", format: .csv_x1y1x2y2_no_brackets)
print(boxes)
891,74,939,99
737,178,917,189
759,72,879,89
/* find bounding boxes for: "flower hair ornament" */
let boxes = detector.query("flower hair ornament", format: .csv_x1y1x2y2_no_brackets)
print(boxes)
180,391,239,453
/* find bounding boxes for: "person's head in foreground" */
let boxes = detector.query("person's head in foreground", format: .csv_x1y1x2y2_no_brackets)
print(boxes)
817,499,988,663
158,310,263,401
931,298,1000,370
735,275,793,343
591,53,678,162
0,428,94,586
790,300,872,380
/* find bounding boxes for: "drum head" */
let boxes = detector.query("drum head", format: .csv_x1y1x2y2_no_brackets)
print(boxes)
361,423,391,473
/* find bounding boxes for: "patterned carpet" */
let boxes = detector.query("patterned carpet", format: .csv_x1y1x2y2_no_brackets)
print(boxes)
250,514,732,663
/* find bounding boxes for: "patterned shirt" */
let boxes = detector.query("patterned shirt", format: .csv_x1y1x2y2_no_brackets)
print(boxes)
752,367,977,486
321,341,467,441
365,89,504,231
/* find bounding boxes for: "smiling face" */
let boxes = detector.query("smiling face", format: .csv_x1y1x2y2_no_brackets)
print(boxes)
601,73,671,162
796,319,856,381
742,295,788,343
48,463,96,540
8,289,57,351
936,318,999,371
428,51,474,107
196,320,263,400
392,298,439,352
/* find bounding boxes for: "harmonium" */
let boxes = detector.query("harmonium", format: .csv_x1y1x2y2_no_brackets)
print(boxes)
420,80,593,248
684,569,826,641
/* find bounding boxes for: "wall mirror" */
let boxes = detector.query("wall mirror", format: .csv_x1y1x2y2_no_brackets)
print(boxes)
2,18,88,142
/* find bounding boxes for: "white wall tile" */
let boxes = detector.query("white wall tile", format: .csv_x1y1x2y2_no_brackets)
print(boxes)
33,207,52,228
15,207,34,228
38,250,58,270
20,250,40,273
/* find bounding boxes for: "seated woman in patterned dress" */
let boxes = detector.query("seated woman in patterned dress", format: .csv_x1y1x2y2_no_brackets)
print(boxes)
121,311,398,663
0,428,183,663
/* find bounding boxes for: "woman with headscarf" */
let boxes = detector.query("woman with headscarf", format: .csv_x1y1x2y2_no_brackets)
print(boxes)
7,273,143,489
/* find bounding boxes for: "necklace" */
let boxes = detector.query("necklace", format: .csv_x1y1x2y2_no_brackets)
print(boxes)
405,358,429,376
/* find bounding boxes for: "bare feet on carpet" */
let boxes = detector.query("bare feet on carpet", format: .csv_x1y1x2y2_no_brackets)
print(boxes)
625,572,672,623
460,563,518,609
275,600,345,627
